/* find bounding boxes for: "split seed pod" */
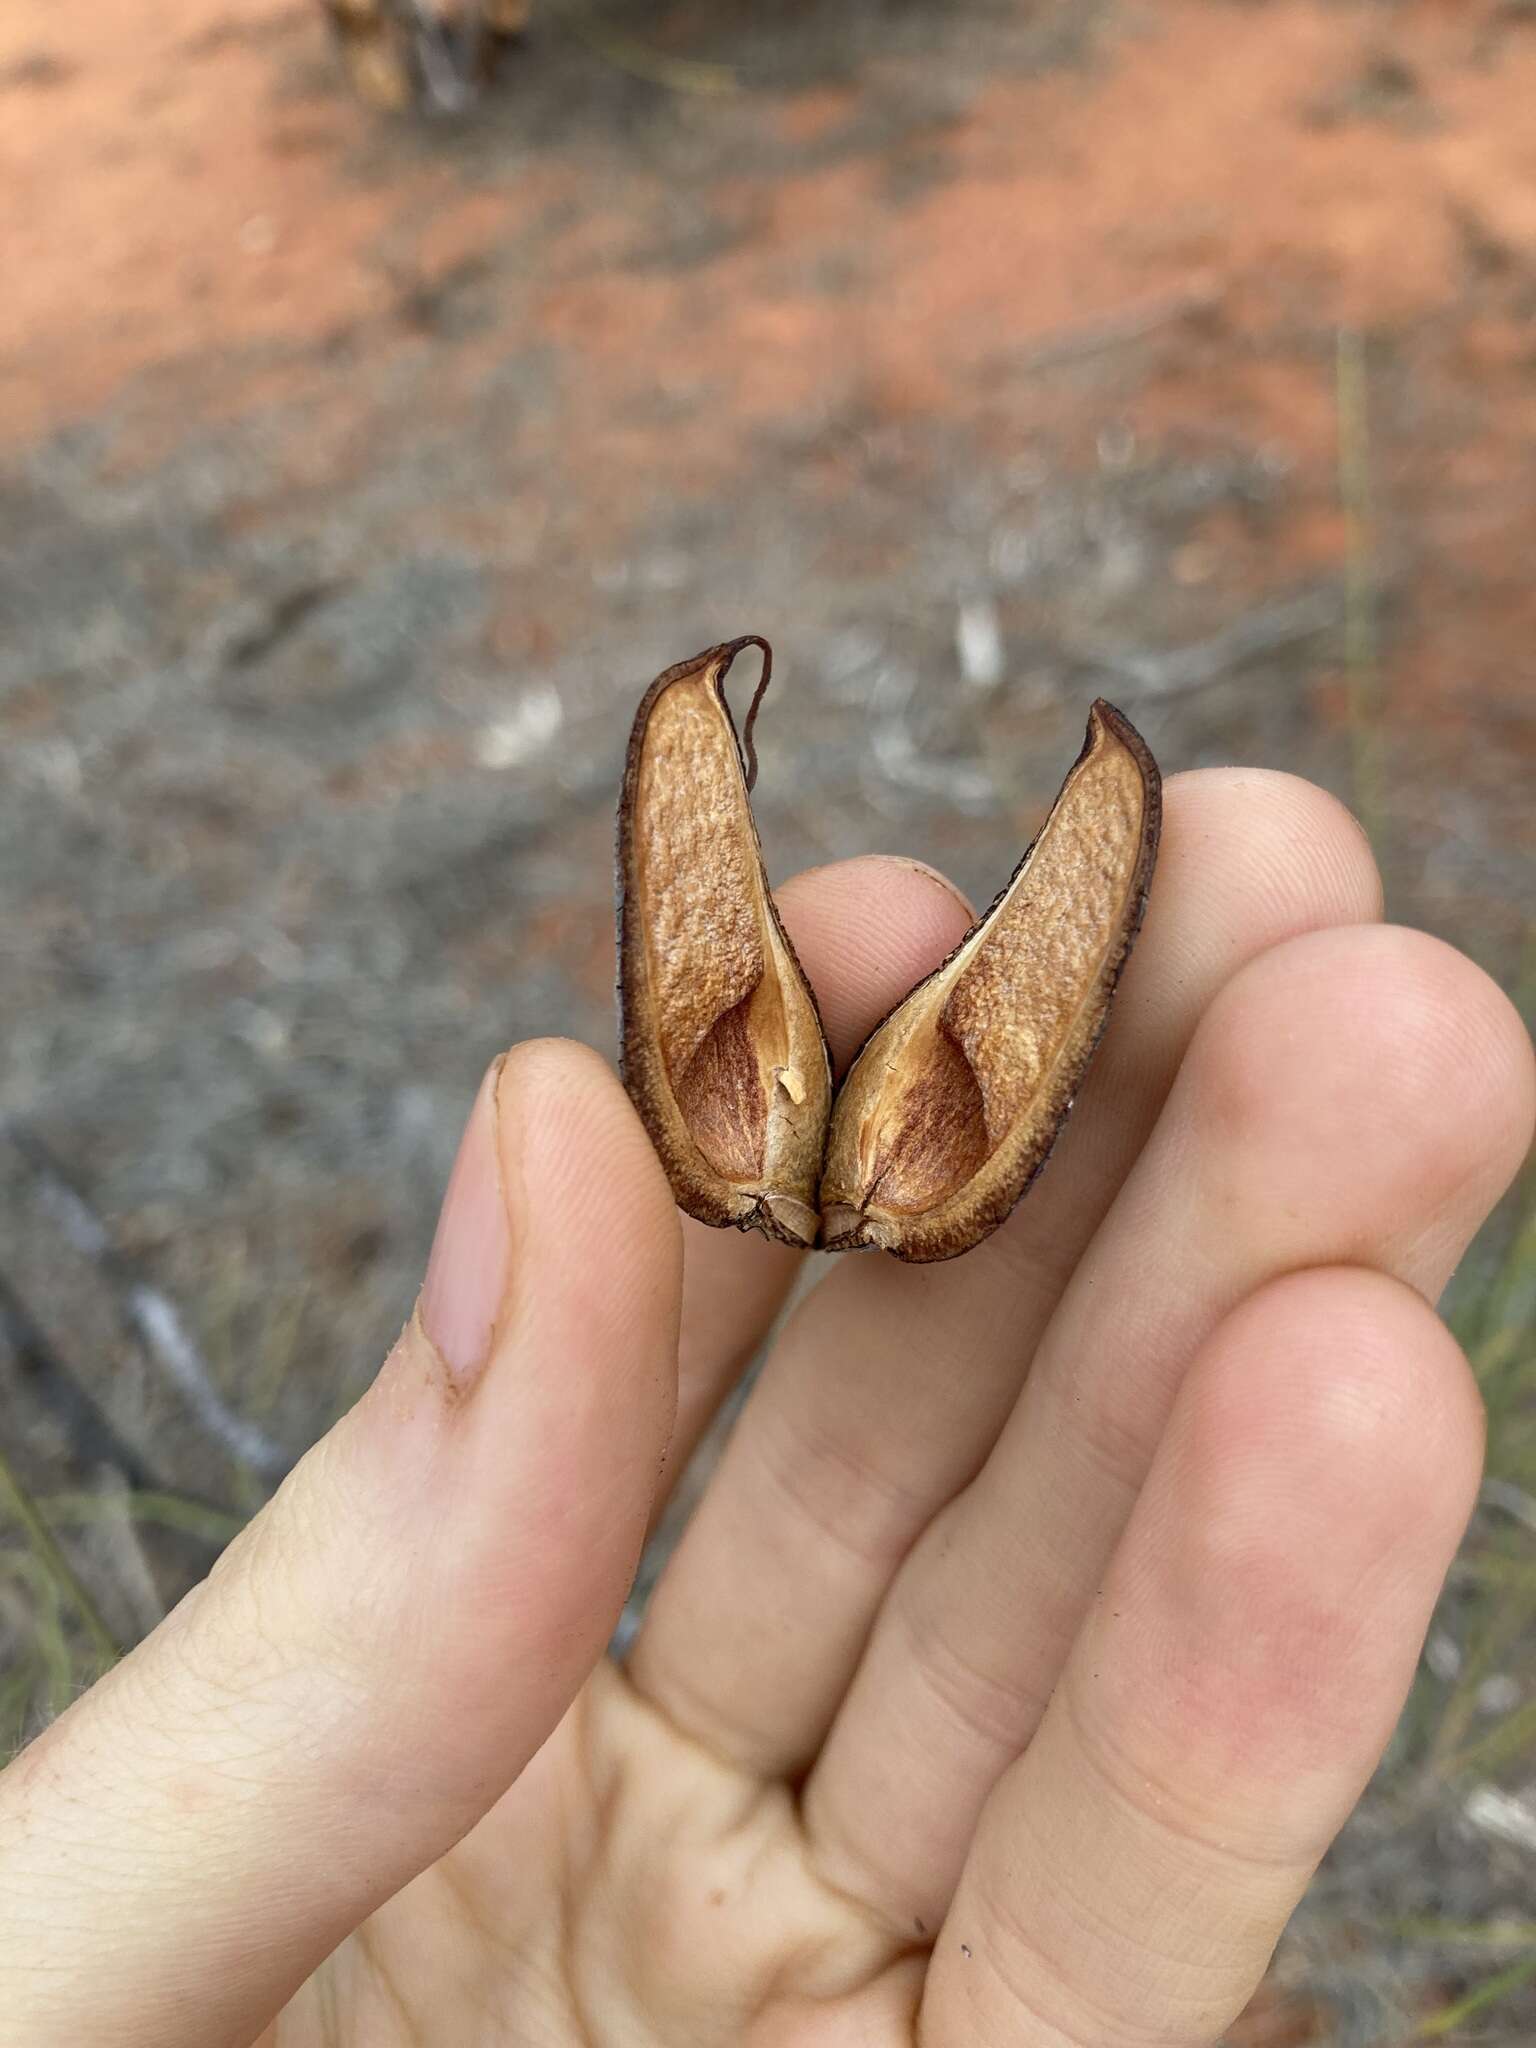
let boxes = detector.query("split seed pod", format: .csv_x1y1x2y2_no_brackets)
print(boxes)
617,638,1160,1263
820,700,1160,1261
617,638,833,1246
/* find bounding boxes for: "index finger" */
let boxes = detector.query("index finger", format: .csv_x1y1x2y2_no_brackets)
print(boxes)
664,856,975,1494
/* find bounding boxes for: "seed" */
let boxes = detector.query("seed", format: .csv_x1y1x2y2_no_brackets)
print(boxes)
616,638,833,1246
820,701,1160,1261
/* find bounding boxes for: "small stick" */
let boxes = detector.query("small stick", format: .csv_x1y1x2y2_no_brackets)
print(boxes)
1014,278,1224,374
1336,326,1388,852
8,1129,289,1482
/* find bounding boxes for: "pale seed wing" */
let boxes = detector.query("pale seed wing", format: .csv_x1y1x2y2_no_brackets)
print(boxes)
617,638,832,1247
820,701,1160,1262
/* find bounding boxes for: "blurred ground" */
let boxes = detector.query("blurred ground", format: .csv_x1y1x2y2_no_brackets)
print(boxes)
1,0,1534,2039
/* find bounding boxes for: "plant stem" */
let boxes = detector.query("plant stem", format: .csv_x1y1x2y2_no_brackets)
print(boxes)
1336,325,1387,857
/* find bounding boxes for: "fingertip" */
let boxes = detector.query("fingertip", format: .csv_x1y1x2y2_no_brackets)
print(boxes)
1171,1267,1485,1576
1161,768,1384,934
1188,924,1535,1280
1109,1266,1484,1821
863,854,977,925
494,1034,683,1357
774,855,975,1071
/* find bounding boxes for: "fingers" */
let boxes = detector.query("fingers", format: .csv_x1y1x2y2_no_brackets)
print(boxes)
0,1043,681,2048
664,857,976,1489
921,1268,1485,2047
805,923,1534,1931
630,771,1383,1770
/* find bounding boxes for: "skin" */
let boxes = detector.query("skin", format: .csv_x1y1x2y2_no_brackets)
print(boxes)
0,768,1532,2048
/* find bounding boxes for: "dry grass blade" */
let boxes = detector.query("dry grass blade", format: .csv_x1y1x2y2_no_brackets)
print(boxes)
0,1442,120,1669
1337,325,1387,854
557,1,739,95
40,1490,246,1548
1413,1950,1536,2038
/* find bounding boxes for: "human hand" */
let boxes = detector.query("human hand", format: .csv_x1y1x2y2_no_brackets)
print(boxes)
2,768,1531,2047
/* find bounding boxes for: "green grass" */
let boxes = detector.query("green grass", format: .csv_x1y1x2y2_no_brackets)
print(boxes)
1396,1180,1536,2038
0,1443,121,1676
1415,1952,1536,2040
0,1463,248,1743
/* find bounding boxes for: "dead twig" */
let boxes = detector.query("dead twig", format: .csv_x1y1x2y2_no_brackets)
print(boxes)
1014,278,1224,375
0,1270,162,1491
8,1128,290,1482
1068,588,1341,700
1337,326,1388,852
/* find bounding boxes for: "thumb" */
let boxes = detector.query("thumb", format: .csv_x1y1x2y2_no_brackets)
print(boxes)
0,1040,681,2048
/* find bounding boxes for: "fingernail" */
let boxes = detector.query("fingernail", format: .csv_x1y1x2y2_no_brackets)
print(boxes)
871,855,976,922
420,1058,511,1387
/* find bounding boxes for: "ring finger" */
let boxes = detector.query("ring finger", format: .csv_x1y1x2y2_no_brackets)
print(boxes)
922,1265,1486,2044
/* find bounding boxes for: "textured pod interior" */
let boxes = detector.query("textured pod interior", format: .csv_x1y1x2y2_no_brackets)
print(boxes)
617,641,832,1246
819,702,1160,1262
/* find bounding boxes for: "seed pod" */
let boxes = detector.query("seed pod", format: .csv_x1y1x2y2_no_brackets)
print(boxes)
820,701,1160,1263
617,638,833,1247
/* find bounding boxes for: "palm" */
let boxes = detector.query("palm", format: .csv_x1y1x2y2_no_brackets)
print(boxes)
287,1663,917,2044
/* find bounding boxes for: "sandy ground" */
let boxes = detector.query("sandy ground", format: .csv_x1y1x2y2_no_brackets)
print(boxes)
2,1,1534,2038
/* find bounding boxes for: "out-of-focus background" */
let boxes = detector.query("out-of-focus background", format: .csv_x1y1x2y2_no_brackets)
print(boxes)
1,1,1533,2037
